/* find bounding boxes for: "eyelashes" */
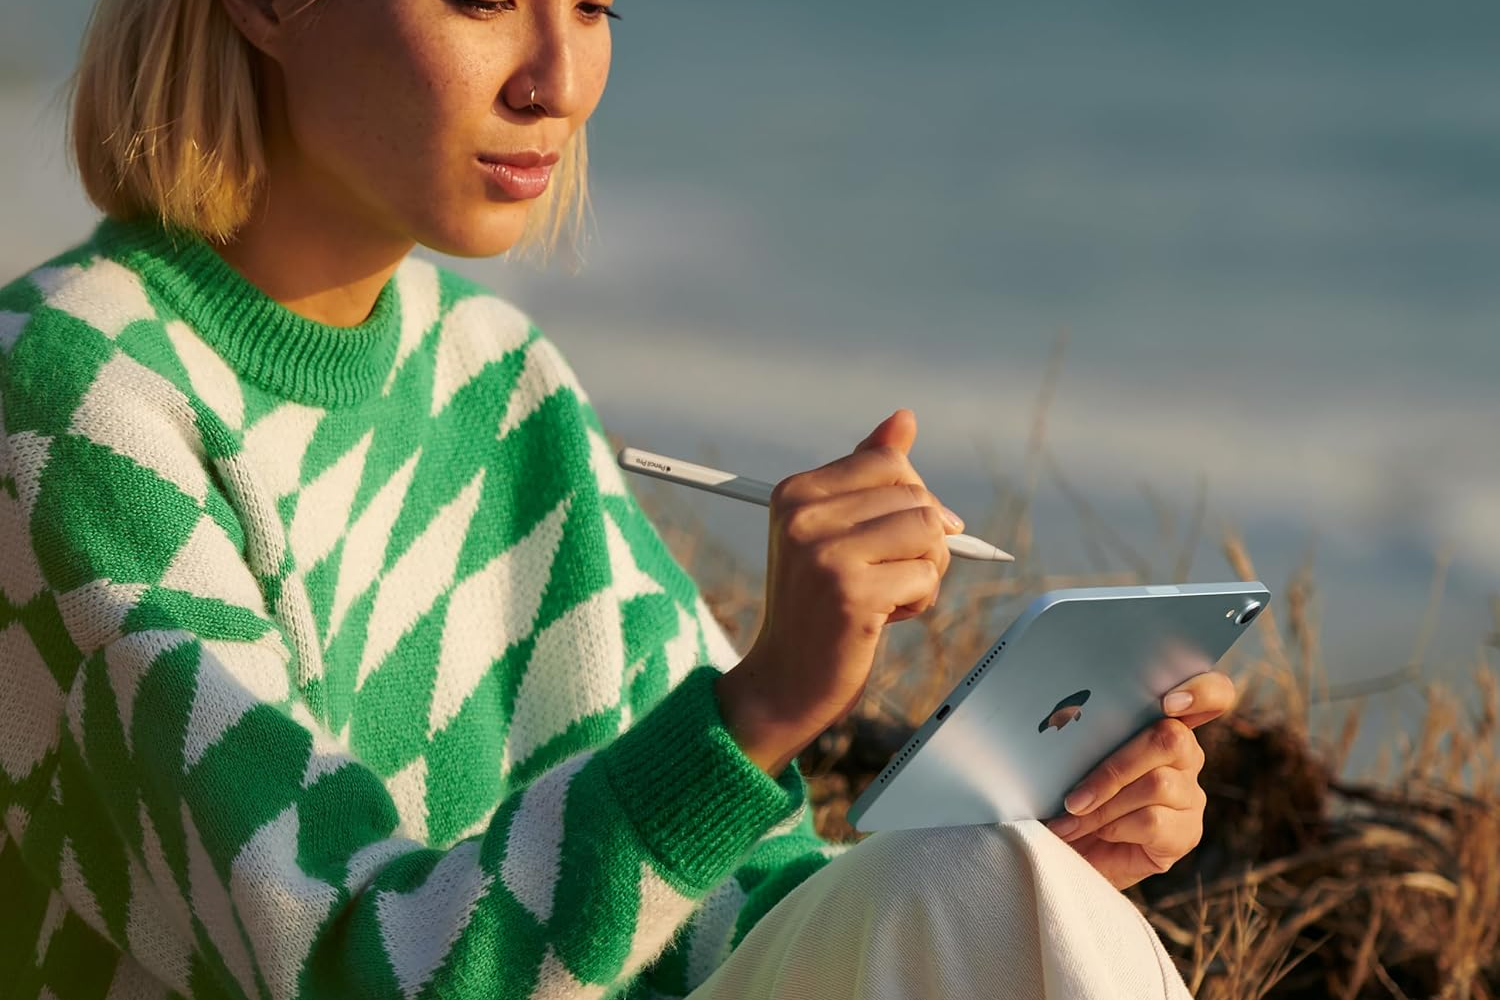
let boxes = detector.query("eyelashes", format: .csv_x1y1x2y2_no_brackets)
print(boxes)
458,1,621,20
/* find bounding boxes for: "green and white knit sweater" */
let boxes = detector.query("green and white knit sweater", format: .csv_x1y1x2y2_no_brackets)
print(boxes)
0,215,849,1000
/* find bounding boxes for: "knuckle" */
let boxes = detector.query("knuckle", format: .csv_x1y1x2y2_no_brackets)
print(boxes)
1143,805,1169,838
1175,726,1206,769
876,458,912,491
1147,767,1174,799
895,452,923,485
915,504,944,533
808,539,843,578
1153,718,1192,759
832,583,866,624
770,474,800,507
783,505,818,544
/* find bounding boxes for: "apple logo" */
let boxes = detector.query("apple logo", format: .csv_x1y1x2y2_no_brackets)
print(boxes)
1038,690,1091,733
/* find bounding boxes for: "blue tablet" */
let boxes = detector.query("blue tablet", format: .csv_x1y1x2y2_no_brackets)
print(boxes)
846,581,1270,833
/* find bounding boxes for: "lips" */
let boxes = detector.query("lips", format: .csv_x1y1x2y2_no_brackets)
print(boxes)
478,157,553,199
478,150,559,168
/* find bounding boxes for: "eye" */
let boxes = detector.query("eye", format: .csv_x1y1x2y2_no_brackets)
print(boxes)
457,0,514,15
456,0,619,19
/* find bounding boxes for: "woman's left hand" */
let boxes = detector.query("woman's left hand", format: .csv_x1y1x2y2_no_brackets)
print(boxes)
1043,667,1236,890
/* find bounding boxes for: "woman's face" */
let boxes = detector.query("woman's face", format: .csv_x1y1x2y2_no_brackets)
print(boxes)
242,0,613,256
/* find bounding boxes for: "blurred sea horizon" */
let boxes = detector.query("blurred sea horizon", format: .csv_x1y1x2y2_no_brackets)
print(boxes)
3,2,1495,752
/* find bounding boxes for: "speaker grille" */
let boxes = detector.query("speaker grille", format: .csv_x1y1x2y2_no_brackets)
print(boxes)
877,735,922,784
964,640,1005,687
876,640,1007,786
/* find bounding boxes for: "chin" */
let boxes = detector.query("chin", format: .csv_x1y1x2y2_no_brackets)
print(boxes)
414,205,531,259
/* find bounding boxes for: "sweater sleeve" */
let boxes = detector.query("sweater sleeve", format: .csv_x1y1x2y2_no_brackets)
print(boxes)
626,804,856,999
0,331,806,999
621,601,858,999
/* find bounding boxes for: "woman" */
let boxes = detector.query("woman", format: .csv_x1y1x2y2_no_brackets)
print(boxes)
0,1,1234,997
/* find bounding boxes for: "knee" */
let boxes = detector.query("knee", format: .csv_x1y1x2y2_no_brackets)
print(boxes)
841,821,1038,902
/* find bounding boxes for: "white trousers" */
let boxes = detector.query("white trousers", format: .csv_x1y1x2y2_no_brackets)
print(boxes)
690,819,1193,1000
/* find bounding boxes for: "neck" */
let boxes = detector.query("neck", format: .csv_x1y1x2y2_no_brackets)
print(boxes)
212,165,415,329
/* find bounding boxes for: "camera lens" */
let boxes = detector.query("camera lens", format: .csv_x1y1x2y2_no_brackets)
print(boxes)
1235,602,1263,625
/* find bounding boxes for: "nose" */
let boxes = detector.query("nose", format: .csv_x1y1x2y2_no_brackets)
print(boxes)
500,16,588,118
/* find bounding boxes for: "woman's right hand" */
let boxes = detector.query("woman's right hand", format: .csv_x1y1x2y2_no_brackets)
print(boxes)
715,408,967,777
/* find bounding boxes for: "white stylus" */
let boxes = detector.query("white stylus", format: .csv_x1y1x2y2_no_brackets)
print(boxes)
617,446,1015,563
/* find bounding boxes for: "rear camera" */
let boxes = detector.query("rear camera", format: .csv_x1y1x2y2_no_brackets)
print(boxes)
1235,601,1263,625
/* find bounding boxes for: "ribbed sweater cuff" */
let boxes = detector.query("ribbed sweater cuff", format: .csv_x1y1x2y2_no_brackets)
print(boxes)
602,665,807,891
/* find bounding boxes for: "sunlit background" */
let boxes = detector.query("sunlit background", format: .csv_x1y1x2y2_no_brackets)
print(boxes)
4,1,1497,764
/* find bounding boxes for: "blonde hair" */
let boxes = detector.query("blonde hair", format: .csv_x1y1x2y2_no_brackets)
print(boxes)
65,0,592,263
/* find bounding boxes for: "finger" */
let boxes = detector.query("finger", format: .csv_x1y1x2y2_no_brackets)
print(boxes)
794,487,955,621
1066,830,1102,855
1070,834,1180,890
852,504,953,615
1161,669,1237,729
1046,765,1202,842
850,558,943,617
1060,832,1152,881
840,527,942,620
1060,717,1203,816
801,483,964,538
856,407,917,451
1091,802,1203,866
826,501,949,566
796,442,927,501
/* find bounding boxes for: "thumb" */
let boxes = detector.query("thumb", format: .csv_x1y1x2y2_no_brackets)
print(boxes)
856,408,917,455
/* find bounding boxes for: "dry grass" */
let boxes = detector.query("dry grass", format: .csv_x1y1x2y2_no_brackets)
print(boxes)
641,481,1499,998
613,335,1499,998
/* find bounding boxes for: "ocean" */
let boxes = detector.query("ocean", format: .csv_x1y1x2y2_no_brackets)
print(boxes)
3,0,1496,769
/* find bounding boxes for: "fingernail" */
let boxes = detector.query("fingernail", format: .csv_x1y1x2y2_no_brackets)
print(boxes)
941,506,964,531
1047,815,1079,838
1064,789,1094,815
1163,692,1194,715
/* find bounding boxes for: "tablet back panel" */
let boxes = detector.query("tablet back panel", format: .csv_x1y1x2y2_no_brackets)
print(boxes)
847,582,1269,833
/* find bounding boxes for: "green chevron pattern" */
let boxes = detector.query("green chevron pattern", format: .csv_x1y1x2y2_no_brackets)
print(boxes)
0,215,848,1000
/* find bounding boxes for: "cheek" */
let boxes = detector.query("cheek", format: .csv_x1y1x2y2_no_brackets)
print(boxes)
279,17,459,193
578,38,612,117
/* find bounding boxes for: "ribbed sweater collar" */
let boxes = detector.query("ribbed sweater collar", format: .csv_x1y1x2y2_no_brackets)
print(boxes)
92,214,403,408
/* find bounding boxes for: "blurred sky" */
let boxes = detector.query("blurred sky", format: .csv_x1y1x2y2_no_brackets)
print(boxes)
3,1,1497,747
